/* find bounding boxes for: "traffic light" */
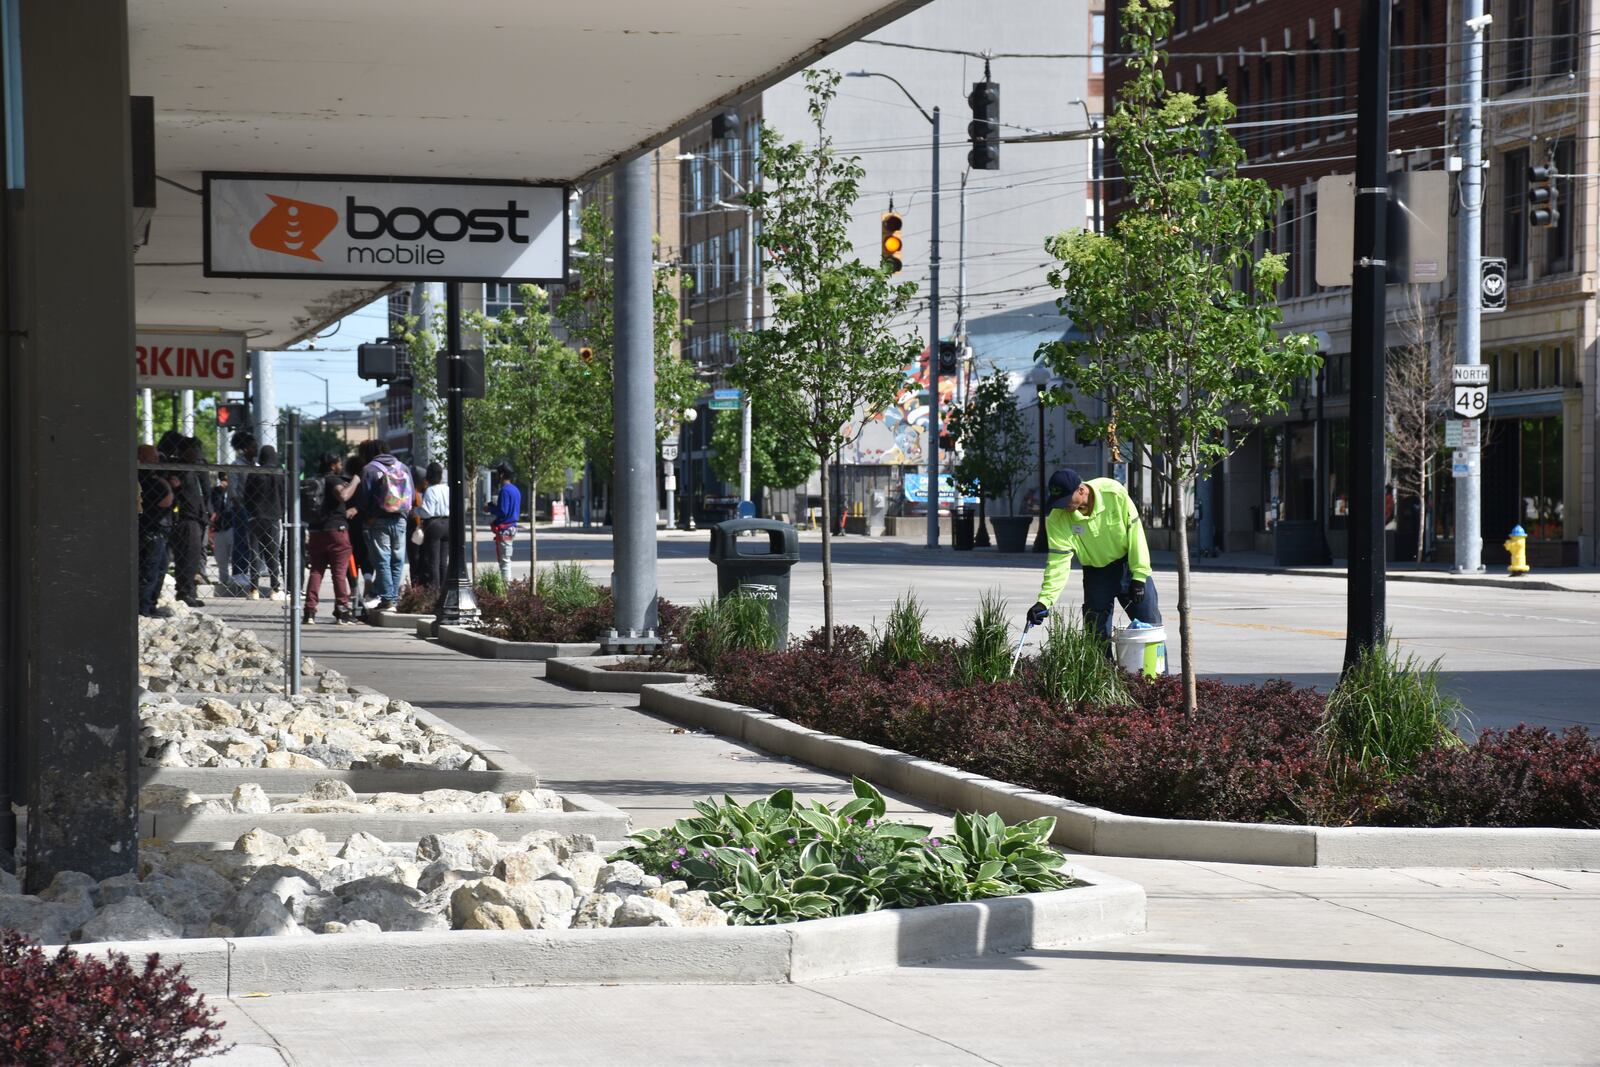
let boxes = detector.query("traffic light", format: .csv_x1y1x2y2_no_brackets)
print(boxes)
937,339,960,376
1528,164,1559,228
357,339,404,383
215,402,249,429
967,73,1000,171
579,346,595,364
881,211,904,273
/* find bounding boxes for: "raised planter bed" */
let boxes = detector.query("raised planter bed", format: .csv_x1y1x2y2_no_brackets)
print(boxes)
546,655,699,694
367,609,434,631
61,859,1143,994
640,683,1600,869
434,624,599,661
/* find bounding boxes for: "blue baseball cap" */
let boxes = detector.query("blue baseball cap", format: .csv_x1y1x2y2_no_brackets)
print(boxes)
1047,468,1082,508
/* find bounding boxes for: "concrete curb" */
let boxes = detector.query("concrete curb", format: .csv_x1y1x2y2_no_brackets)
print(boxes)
1187,562,1590,594
142,766,541,794
638,684,1600,869
68,863,1142,994
435,625,599,661
139,791,632,844
546,655,699,694
366,610,434,630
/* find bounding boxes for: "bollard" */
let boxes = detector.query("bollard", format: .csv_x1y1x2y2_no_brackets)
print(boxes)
1503,524,1530,576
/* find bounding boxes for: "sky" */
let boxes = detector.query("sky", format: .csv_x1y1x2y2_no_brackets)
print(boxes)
264,297,392,415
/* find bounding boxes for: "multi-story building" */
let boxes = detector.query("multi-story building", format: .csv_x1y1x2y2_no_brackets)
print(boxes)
679,0,1096,523
1105,0,1595,566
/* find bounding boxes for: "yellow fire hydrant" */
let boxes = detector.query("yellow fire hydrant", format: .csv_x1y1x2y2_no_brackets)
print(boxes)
1504,525,1531,576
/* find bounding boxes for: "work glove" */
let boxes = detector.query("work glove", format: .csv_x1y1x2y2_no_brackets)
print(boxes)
1126,579,1146,607
1026,602,1050,627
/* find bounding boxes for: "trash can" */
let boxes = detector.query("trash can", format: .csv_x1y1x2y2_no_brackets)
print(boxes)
708,518,800,648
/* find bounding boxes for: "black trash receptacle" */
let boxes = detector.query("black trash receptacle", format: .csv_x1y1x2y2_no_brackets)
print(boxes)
708,518,801,648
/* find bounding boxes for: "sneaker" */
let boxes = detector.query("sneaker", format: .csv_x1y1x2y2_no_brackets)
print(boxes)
363,595,383,610
378,599,398,612
301,613,316,625
181,596,206,608
269,590,287,602
144,606,175,619
333,606,353,625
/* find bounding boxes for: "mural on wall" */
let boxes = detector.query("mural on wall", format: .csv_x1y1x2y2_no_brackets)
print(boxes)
852,346,960,466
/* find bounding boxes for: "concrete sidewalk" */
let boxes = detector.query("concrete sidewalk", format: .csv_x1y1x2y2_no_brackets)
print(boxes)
207,603,1600,1065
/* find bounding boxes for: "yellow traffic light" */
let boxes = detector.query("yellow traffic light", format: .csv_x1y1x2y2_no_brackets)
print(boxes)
579,346,594,363
881,211,904,273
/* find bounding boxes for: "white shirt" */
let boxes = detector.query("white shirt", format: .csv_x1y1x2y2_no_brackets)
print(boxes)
418,483,450,518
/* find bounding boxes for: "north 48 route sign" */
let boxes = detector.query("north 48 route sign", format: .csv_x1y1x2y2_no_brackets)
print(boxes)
1452,364,1490,419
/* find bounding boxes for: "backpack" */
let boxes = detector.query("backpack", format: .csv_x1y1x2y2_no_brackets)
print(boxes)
299,476,327,524
374,458,413,514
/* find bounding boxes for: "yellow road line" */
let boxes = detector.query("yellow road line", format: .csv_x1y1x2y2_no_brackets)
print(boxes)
1193,616,1347,639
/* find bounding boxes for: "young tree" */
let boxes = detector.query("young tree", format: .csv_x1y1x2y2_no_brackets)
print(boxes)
1037,0,1319,715
947,370,1033,515
1388,285,1454,564
732,70,922,648
707,399,817,506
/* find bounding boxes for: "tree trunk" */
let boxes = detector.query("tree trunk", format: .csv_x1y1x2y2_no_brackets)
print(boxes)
528,461,539,576
820,450,834,651
468,468,479,583
1171,473,1197,717
1415,454,1426,565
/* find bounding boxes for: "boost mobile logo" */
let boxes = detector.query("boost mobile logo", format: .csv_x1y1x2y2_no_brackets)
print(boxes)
249,195,338,260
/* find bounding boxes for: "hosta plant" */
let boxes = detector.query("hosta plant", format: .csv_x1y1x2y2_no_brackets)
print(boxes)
611,778,1074,925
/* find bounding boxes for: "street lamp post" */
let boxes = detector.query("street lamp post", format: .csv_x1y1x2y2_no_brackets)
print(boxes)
681,408,698,530
1027,364,1051,552
845,71,940,550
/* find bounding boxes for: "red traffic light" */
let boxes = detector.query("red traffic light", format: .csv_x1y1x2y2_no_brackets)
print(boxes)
215,402,249,428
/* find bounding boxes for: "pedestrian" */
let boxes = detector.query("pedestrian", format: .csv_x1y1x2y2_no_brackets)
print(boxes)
1027,468,1161,648
359,439,413,611
136,443,175,618
407,463,427,587
168,436,210,608
484,463,521,585
415,460,450,591
246,444,286,600
210,472,233,588
303,451,358,624
229,431,258,593
343,454,372,614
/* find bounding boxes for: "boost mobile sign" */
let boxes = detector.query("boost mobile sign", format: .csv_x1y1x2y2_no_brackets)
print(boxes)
203,173,568,282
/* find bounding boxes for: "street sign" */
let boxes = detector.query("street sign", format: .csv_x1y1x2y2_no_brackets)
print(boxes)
204,172,569,283
1481,257,1508,312
1452,364,1491,386
1444,419,1481,449
660,442,679,461
135,329,248,390
1453,385,1488,418
709,388,742,411
1314,171,1450,286
1444,419,1462,447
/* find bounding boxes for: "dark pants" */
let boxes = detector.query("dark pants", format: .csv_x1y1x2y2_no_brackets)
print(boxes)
249,517,282,591
421,516,449,590
1082,558,1161,642
170,519,205,599
138,532,169,615
305,528,353,614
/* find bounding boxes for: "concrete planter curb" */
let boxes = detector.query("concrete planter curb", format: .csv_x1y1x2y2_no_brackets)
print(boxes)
138,792,631,844
366,610,434,630
639,684,1600,869
67,861,1142,994
546,655,699,694
434,624,599,661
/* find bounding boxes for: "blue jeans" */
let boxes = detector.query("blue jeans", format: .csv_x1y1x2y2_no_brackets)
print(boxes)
139,533,170,615
1081,558,1161,643
366,514,407,601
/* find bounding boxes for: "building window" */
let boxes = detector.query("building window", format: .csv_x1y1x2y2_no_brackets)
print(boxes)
1550,0,1577,75
1418,0,1433,89
1390,9,1405,95
1520,415,1563,538
1545,140,1574,274
1307,49,1322,138
728,227,742,292
484,283,523,319
753,216,764,284
1282,54,1297,151
1278,198,1297,298
689,241,706,297
1237,62,1251,112
1195,0,1208,24
1503,0,1531,90
1502,147,1528,279
1091,14,1105,75
1332,30,1348,119
1258,58,1272,157
1304,191,1319,293
690,155,705,210
708,234,722,292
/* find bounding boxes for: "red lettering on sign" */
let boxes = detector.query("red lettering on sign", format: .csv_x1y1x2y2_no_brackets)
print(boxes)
154,347,174,376
213,348,236,380
136,346,149,375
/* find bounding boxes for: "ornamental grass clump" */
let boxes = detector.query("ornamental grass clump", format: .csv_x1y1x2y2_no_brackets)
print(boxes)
874,593,932,667
681,592,778,672
1320,639,1468,777
0,930,226,1066
612,778,1074,925
535,560,602,612
958,591,1013,685
473,569,508,599
1033,612,1131,708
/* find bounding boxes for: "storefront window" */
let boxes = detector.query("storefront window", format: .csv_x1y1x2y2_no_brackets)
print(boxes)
1327,418,1350,529
1261,427,1283,529
1521,416,1563,539
1285,423,1317,520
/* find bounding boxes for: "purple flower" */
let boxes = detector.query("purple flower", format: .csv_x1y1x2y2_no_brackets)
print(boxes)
867,819,875,828
747,846,758,855
671,860,680,870
787,837,797,845
701,849,711,858
677,847,687,856
927,837,942,848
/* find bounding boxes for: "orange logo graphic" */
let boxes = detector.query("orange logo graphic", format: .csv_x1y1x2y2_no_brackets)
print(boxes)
249,195,338,260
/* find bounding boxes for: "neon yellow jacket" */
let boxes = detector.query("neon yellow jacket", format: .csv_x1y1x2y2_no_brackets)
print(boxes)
1037,477,1152,606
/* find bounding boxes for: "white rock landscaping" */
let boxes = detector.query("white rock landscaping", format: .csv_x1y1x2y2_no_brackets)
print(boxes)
137,781,564,817
0,828,727,946
139,610,349,695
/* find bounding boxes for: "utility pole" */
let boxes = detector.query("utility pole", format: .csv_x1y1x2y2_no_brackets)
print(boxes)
434,283,479,628
140,387,154,445
411,281,435,467
1454,1,1488,573
250,349,277,452
739,213,755,509
926,106,942,550
180,389,194,436
1345,0,1390,670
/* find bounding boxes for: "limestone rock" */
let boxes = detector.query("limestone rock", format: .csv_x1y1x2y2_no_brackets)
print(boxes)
231,783,272,815
417,861,480,895
448,877,543,931
234,828,289,862
241,865,324,922
220,891,302,938
567,854,605,895
610,895,681,928
416,829,503,873
39,870,100,910
0,896,91,944
570,891,625,929
262,751,327,769
504,789,562,813
327,876,444,933
304,779,357,802
493,846,560,886
669,890,728,928
460,902,522,930
138,784,201,812
77,898,183,942
337,831,387,860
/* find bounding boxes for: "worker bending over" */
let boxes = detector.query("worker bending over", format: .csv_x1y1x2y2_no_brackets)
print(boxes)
1027,468,1161,643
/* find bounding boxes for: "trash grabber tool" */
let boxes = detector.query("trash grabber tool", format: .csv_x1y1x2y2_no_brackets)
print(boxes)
1008,622,1035,678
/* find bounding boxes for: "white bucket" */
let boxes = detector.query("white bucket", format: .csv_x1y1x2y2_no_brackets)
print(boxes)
1113,624,1168,677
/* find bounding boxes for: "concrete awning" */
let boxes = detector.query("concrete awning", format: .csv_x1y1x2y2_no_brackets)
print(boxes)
131,0,928,348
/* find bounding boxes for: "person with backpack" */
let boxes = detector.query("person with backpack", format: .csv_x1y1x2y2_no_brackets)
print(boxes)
359,439,413,610
484,463,522,585
303,451,358,624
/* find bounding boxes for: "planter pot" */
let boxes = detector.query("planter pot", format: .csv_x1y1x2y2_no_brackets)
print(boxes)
952,511,976,551
991,515,1034,553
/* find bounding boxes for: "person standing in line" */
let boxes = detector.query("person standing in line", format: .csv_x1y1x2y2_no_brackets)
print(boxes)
415,461,450,590
359,439,413,611
137,443,175,618
247,444,286,600
406,463,427,588
484,463,522,585
303,451,358,624
210,472,233,588
169,436,211,608
229,431,259,593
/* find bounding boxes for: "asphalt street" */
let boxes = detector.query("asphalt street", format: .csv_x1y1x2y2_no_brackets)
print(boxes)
480,529,1600,735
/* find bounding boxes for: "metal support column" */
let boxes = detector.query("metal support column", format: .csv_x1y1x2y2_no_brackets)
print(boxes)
607,154,659,649
286,413,302,695
434,282,479,628
926,107,942,549
1345,0,1391,669
1454,0,1487,573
